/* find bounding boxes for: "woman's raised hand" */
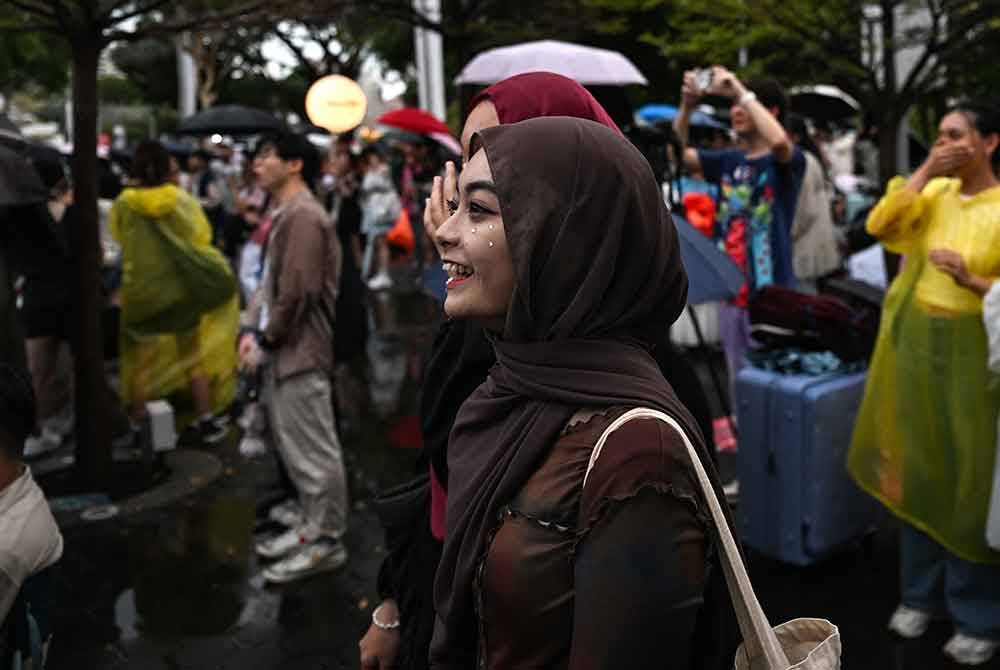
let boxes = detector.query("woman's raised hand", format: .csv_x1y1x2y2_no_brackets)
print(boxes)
425,161,458,257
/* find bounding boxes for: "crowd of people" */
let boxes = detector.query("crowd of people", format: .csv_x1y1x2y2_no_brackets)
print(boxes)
2,62,999,669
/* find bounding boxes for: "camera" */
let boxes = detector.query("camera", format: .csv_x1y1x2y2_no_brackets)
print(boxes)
695,68,714,93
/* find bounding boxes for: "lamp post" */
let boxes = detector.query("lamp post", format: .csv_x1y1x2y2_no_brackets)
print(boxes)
412,0,446,121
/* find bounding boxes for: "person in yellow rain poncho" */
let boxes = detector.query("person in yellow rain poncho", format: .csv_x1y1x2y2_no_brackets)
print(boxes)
110,140,238,444
848,102,1000,666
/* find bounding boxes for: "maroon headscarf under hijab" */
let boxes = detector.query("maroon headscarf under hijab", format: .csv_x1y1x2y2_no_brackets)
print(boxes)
430,117,736,668
421,72,623,495
469,71,621,131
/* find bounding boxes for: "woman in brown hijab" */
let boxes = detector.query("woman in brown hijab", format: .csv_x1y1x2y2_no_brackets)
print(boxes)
431,116,738,670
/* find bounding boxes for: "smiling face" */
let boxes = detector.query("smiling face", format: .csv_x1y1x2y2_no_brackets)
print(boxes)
434,147,515,333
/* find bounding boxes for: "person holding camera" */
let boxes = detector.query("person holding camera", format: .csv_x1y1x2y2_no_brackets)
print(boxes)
673,67,805,401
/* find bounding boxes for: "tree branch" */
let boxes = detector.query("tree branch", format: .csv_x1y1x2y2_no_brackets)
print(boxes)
1,0,57,18
100,0,174,27
107,0,282,41
271,23,321,80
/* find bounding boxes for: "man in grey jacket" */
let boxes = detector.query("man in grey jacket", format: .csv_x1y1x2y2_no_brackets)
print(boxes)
241,133,348,583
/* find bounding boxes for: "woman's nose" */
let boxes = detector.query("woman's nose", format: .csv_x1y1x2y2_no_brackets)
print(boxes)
435,212,461,249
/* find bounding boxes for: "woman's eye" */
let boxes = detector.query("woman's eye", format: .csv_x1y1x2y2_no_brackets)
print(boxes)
469,202,492,217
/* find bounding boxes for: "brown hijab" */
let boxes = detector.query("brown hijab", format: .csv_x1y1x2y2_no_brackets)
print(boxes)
431,117,737,668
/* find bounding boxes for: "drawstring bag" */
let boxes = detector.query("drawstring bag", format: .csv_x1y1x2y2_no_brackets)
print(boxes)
586,408,842,670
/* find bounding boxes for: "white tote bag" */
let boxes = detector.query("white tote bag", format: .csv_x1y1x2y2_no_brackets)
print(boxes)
585,408,841,670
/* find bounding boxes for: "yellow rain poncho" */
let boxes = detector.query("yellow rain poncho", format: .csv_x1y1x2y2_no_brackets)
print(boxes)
110,184,238,425
848,176,1000,564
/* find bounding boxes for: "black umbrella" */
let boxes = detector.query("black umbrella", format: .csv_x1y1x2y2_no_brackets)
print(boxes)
789,85,860,123
176,105,285,136
0,143,47,207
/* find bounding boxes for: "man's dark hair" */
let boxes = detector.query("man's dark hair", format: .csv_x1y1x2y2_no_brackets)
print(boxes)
0,364,36,461
746,77,789,122
259,132,320,191
130,140,172,187
950,99,1000,170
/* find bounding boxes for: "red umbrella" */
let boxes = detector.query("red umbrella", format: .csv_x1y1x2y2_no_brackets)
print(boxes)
377,107,453,138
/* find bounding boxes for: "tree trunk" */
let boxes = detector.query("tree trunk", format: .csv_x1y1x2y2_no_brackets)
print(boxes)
878,2,903,281
70,39,112,488
877,110,903,279
877,111,900,187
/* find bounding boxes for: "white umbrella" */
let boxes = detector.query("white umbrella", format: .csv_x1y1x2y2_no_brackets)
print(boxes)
454,40,647,86
789,85,861,122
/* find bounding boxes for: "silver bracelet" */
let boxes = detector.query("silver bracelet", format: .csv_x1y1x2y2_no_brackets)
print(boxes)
738,90,757,107
372,603,401,630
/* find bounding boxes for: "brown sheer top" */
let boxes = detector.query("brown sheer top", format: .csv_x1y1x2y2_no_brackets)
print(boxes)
474,406,712,670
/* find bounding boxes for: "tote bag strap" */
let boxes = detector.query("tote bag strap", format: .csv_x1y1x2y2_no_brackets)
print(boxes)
584,407,791,670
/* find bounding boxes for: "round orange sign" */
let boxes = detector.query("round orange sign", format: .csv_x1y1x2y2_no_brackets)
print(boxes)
305,75,367,132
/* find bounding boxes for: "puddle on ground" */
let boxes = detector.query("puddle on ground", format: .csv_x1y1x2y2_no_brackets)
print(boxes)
114,496,256,637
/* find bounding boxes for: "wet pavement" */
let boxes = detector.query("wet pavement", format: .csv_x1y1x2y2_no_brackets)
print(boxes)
33,285,1000,670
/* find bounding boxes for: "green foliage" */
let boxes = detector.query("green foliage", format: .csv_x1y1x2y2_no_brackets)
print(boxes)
0,30,70,96
98,75,144,105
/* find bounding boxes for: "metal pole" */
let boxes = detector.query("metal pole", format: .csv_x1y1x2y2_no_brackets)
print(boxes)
177,35,198,117
413,0,446,120
412,1,428,112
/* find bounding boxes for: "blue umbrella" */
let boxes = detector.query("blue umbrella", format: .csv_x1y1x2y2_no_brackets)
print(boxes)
673,214,744,305
637,103,727,129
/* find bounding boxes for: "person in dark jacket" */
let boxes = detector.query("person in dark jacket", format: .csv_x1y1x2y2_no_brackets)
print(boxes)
15,156,75,458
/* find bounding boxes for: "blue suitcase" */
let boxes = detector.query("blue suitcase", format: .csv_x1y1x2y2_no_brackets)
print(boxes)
735,367,882,565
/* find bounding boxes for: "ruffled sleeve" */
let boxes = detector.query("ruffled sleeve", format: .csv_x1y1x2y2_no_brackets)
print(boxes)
866,176,950,254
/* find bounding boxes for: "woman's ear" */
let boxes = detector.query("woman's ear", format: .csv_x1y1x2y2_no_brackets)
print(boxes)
985,132,999,159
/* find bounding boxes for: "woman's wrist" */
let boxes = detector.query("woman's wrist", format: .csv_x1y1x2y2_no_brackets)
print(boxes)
372,601,401,630
963,273,994,296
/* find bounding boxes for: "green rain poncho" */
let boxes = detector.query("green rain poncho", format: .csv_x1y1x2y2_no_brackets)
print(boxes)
110,183,238,423
848,176,1000,565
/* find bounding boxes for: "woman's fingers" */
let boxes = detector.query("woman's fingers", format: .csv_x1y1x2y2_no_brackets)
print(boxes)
443,161,458,205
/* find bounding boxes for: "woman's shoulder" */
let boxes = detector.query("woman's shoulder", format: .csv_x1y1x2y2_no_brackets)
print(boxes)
565,408,702,520
571,408,709,544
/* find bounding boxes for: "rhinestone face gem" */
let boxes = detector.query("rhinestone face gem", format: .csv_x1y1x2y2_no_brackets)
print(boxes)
488,241,494,247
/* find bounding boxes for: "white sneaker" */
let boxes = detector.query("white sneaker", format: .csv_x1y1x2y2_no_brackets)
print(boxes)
24,429,62,459
255,527,304,559
262,538,348,584
367,272,393,291
267,499,303,528
238,435,269,458
944,633,1000,665
888,605,933,639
